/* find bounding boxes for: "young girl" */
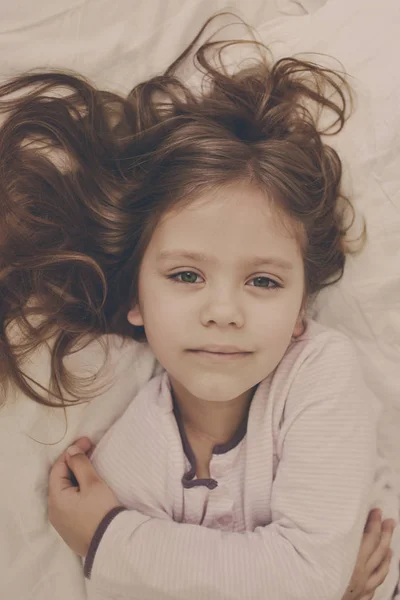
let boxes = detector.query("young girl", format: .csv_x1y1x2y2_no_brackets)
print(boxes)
0,13,398,600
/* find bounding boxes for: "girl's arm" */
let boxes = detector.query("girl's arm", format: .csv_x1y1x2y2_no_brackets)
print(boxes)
81,338,385,600
49,441,395,600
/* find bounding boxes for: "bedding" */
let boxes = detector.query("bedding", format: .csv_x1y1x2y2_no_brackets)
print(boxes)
0,1,399,598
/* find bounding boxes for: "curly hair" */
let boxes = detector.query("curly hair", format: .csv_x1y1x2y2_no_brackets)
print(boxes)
0,13,365,407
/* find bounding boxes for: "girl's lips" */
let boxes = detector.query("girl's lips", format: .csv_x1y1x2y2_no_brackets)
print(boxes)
190,344,250,353
188,350,251,361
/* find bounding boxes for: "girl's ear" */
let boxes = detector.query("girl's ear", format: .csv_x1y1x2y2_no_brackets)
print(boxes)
127,305,144,327
292,295,308,339
292,314,305,339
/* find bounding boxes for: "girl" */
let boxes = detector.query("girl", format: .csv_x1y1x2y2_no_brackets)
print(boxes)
0,13,397,600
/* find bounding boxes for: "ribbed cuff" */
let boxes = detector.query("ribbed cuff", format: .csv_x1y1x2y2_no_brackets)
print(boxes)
84,506,127,580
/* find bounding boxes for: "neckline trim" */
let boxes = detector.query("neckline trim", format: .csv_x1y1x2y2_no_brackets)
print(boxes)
172,389,252,489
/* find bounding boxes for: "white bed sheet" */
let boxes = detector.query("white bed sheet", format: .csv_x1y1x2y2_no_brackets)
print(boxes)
0,1,399,599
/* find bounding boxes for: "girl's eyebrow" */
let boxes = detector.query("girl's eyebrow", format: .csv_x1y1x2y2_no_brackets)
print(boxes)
157,250,294,271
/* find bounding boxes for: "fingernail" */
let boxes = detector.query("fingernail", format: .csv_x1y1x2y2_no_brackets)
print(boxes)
67,445,84,456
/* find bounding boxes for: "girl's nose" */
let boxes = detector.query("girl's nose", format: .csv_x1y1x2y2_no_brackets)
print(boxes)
200,293,244,328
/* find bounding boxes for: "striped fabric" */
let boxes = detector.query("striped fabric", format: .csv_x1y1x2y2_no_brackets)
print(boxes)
85,319,400,600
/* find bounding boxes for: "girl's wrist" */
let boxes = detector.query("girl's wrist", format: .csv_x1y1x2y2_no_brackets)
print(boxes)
84,505,127,579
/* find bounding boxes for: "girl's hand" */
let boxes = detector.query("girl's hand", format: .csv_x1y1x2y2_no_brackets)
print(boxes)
342,508,395,600
48,437,123,557
48,443,396,598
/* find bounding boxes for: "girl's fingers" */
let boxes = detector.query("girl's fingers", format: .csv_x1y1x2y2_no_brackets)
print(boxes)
364,509,382,533
72,437,93,453
48,439,93,495
65,447,102,490
367,519,395,573
48,450,75,494
362,509,383,560
365,548,392,594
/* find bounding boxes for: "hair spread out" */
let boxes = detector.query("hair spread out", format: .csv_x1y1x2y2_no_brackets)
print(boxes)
0,12,365,408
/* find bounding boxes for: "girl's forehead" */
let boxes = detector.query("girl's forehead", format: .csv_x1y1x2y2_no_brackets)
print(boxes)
155,185,304,249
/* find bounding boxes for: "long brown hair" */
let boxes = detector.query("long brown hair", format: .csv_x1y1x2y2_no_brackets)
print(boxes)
0,13,365,408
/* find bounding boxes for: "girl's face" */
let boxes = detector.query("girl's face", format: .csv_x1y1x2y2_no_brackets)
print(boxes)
128,182,306,404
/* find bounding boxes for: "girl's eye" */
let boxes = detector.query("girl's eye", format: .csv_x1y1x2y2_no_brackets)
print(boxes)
168,271,203,284
248,276,281,290
168,272,280,290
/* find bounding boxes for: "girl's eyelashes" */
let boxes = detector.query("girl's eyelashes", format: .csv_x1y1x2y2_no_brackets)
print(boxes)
247,276,281,290
166,271,282,290
168,271,201,284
